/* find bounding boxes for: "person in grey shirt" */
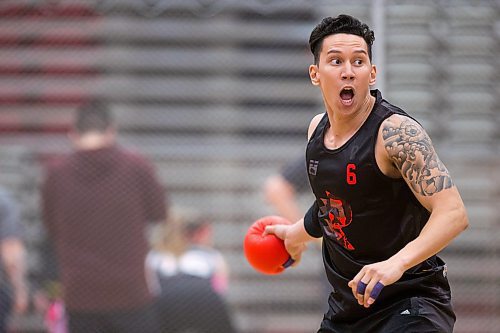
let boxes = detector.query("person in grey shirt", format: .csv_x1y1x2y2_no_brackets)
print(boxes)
0,187,28,333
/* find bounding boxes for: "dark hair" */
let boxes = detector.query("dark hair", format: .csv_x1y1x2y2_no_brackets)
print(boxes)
309,15,375,65
74,101,113,134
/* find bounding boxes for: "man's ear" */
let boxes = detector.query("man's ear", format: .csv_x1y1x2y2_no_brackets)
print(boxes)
369,64,377,85
309,64,320,86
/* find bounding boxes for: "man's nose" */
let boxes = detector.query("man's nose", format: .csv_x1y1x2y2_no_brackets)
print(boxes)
341,63,355,80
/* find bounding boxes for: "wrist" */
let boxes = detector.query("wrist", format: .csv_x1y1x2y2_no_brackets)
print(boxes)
390,254,411,272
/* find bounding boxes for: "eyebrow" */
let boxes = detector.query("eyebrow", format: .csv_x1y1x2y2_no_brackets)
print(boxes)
327,49,368,56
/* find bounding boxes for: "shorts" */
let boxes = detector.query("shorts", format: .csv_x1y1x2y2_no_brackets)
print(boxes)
318,296,455,333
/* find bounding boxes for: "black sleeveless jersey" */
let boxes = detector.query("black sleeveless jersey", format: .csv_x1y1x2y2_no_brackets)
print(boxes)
306,90,453,321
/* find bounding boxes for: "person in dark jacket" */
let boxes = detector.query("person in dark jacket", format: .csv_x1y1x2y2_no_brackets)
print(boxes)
41,101,167,333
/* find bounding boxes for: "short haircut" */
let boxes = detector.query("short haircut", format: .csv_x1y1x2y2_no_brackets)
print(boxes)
74,101,113,134
309,15,375,65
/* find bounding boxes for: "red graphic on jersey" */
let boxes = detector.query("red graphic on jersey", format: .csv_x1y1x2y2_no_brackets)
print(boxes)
319,191,354,250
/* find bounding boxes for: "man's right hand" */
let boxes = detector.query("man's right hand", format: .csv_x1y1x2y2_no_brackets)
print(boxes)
264,223,308,266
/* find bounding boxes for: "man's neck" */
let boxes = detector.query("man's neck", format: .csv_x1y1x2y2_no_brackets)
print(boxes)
74,132,114,151
325,94,375,148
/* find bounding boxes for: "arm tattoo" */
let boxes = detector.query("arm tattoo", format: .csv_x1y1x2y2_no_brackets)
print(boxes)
382,119,453,196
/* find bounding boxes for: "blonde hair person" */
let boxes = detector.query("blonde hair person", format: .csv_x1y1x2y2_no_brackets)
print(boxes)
148,207,229,295
147,207,236,333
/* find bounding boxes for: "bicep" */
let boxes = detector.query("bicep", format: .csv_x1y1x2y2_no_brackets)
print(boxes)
1,238,25,268
380,115,455,210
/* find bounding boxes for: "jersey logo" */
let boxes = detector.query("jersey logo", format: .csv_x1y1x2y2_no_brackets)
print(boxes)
319,191,354,250
308,160,319,176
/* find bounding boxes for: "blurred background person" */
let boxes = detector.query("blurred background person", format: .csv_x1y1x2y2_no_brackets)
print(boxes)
40,101,168,333
264,155,310,223
0,187,28,333
147,207,236,333
263,156,331,311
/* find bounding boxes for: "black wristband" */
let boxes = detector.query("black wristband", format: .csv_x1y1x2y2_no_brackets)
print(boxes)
303,201,322,238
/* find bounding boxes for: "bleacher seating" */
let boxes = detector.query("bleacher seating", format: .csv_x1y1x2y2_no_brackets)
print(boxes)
0,1,498,332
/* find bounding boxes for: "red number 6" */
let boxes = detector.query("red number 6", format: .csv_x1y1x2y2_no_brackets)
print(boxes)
346,163,356,185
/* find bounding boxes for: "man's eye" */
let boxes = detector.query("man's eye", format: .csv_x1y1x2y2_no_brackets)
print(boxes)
354,59,363,65
331,59,341,65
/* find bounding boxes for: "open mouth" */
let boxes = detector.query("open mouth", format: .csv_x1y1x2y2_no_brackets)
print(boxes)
340,88,355,106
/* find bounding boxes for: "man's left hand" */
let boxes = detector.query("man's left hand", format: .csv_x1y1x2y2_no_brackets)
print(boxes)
348,258,406,308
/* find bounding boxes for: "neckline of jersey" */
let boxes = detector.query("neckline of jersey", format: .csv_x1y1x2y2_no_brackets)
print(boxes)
320,89,381,154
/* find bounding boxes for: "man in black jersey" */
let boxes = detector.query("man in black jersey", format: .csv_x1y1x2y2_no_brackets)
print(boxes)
264,15,468,333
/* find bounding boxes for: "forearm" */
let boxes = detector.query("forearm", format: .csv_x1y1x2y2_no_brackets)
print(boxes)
288,219,317,245
1,239,27,291
391,204,468,271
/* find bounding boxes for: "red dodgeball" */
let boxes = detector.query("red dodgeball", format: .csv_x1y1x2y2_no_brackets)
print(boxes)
243,215,293,275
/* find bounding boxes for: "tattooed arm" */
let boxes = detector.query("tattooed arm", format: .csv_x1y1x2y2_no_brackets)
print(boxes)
381,116,453,196
379,114,468,268
377,115,468,269
349,114,468,308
